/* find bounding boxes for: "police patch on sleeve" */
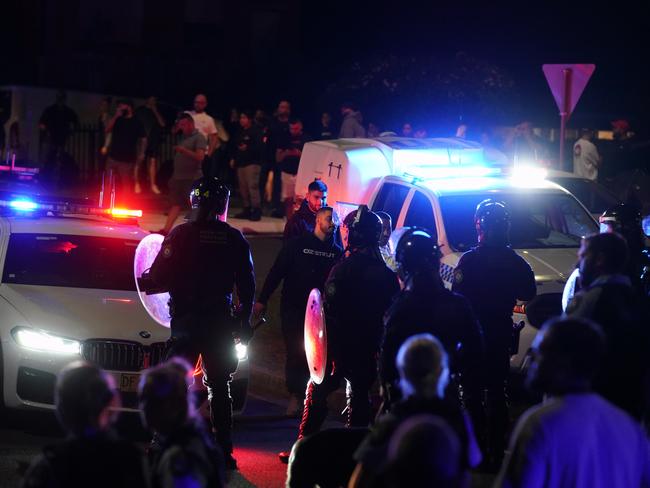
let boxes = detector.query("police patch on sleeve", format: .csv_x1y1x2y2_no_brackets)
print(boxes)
162,245,173,258
453,269,463,284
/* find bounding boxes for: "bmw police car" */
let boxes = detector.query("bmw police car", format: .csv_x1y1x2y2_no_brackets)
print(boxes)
0,180,249,413
295,137,599,370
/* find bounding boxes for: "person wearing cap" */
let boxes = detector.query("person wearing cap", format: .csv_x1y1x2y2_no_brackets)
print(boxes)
279,206,399,463
573,128,600,181
380,228,484,412
452,199,536,471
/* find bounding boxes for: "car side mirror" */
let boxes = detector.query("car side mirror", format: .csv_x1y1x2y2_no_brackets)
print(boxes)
643,215,650,237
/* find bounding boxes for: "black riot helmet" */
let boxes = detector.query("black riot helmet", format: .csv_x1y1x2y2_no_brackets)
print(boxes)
189,176,230,222
599,204,643,245
475,198,510,246
347,205,382,250
393,227,441,281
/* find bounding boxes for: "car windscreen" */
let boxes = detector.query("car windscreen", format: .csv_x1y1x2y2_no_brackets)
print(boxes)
550,177,620,214
439,192,598,252
2,234,140,290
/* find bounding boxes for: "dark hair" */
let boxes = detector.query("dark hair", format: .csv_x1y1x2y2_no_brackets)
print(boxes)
539,317,606,383
308,180,327,193
55,361,116,436
240,109,254,120
316,206,334,217
289,118,303,126
117,98,134,109
583,232,628,275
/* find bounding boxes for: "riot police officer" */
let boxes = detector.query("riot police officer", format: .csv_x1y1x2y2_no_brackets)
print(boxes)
299,205,400,437
380,228,484,412
451,199,536,470
148,176,255,470
599,203,650,299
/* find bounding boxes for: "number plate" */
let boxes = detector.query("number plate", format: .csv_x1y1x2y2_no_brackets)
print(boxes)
117,373,140,393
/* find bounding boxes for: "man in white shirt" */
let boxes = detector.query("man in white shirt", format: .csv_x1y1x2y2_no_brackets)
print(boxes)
186,94,219,175
496,317,650,488
573,128,600,180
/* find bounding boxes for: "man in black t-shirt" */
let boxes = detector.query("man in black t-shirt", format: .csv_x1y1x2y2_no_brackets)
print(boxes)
38,91,79,180
105,99,146,204
277,119,311,219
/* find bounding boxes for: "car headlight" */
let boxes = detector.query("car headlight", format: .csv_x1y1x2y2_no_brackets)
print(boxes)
11,326,81,355
235,343,248,361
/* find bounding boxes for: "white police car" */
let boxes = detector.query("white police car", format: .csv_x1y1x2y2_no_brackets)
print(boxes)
0,187,249,413
296,137,599,369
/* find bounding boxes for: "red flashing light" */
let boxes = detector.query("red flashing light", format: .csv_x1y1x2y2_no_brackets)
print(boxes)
193,355,203,377
110,208,143,218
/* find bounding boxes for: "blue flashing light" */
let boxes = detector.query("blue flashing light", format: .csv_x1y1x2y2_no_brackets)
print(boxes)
406,165,500,181
9,199,38,211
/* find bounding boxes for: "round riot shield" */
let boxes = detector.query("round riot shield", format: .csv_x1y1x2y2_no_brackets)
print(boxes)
304,288,327,384
134,233,171,328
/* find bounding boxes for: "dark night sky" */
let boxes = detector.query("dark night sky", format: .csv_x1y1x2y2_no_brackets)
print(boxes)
301,2,650,128
3,1,649,130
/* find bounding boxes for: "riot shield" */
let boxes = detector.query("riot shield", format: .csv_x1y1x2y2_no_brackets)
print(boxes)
304,288,327,384
134,233,171,328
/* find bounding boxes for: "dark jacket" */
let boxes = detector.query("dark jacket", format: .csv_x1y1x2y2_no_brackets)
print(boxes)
150,421,225,488
283,200,316,241
566,274,650,420
258,232,343,309
22,432,148,488
324,249,400,358
381,274,484,394
150,220,255,326
452,244,536,349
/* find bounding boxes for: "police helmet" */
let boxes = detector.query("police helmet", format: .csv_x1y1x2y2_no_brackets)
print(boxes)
599,204,641,235
475,199,510,242
391,227,441,280
347,205,382,249
190,177,230,220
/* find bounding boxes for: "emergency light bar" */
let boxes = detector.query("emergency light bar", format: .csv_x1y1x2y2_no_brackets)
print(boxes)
0,195,142,220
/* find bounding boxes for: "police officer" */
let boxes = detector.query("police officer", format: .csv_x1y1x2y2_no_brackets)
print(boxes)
599,203,650,299
451,199,536,470
380,228,484,412
254,206,343,415
299,206,400,437
148,176,255,470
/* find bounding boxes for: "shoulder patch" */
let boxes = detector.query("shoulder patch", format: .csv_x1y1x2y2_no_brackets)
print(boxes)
162,245,173,258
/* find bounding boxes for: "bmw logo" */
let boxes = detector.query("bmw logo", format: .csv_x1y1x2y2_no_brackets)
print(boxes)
139,331,151,339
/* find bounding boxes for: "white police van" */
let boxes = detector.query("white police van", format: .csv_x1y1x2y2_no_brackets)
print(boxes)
0,176,249,413
295,137,599,369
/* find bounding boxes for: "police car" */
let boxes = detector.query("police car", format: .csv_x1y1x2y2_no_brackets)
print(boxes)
295,137,599,370
0,178,249,413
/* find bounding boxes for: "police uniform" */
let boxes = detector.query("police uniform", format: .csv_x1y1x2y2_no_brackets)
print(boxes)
150,202,255,460
381,273,484,405
257,232,343,398
298,209,400,437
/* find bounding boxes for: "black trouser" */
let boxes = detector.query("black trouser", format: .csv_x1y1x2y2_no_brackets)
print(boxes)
165,315,238,455
299,353,377,438
281,302,310,398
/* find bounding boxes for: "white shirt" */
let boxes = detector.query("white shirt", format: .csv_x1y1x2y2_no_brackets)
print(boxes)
573,138,600,181
186,111,217,150
496,393,650,488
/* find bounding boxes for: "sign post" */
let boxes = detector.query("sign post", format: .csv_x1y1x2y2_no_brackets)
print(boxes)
543,64,595,170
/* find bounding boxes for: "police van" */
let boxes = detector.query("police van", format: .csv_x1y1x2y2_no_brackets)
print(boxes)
295,137,599,370
0,174,249,414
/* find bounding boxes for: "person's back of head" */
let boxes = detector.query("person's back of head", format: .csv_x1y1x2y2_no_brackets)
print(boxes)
384,414,463,488
138,358,194,435
397,333,449,399
527,317,606,396
56,361,118,437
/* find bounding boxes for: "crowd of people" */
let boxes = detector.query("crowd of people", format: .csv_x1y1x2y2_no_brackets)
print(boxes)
28,90,650,227
19,168,650,487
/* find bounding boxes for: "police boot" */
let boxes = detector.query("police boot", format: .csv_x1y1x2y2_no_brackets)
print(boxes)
234,207,251,219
